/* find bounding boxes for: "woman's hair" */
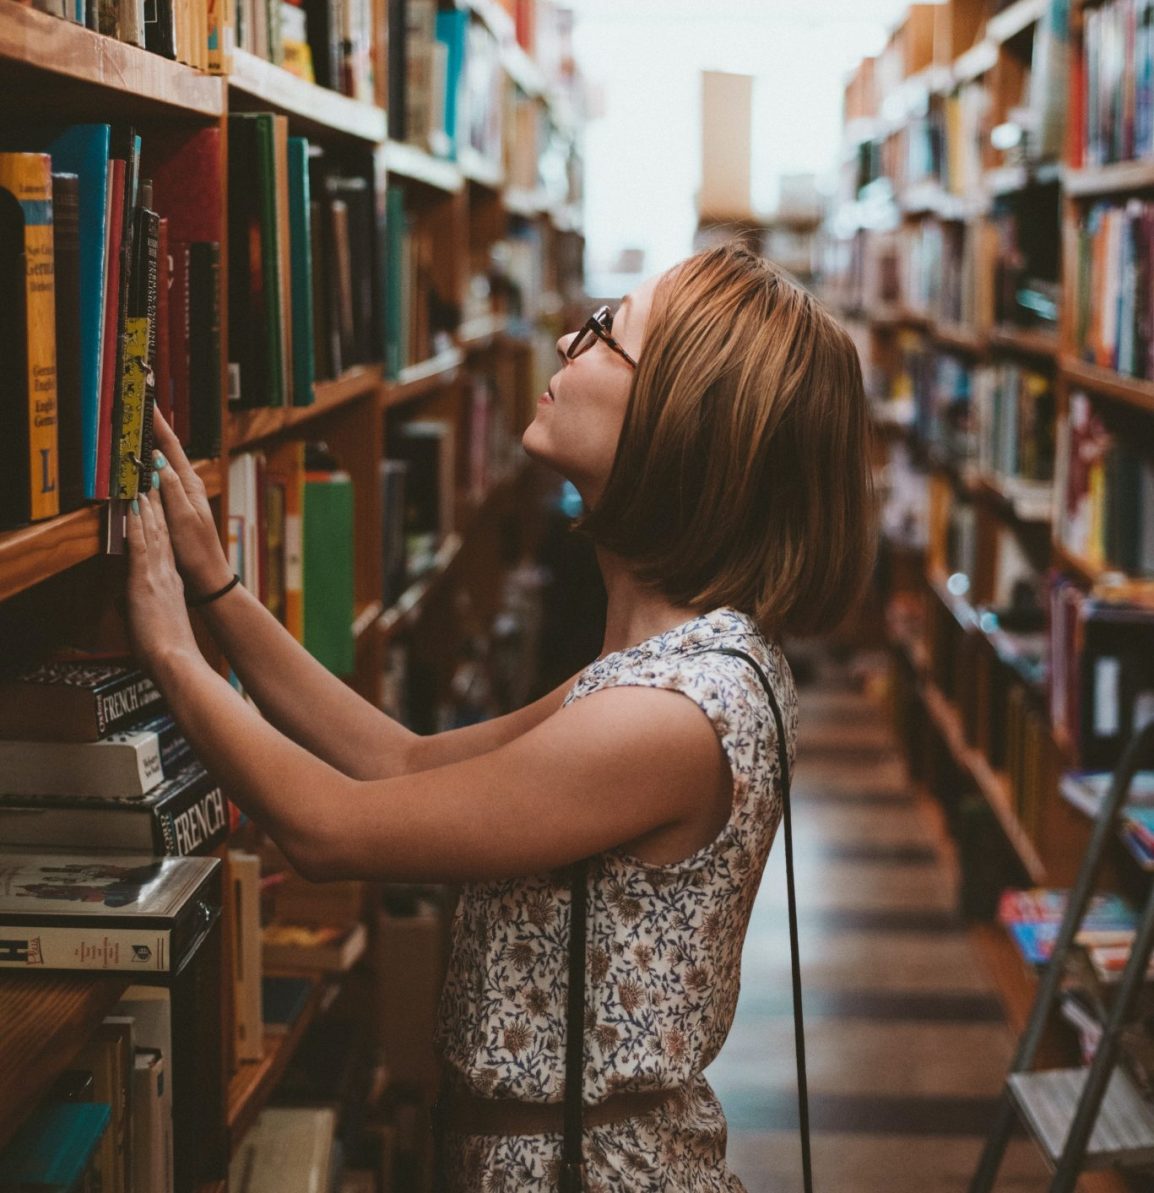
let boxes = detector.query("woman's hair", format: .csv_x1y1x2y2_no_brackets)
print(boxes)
577,241,876,638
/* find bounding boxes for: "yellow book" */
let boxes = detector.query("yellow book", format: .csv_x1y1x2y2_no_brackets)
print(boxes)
116,317,149,499
0,152,59,523
1088,459,1106,565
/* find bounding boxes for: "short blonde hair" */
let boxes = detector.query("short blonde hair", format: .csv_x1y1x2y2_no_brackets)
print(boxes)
578,243,876,638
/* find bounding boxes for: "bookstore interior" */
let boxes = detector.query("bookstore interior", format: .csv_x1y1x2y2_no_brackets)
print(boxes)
4,0,1154,1188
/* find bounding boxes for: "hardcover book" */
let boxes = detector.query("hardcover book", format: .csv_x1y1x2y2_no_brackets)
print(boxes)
52,171,84,514
0,850,221,973
0,660,162,742
0,1101,110,1191
0,759,230,856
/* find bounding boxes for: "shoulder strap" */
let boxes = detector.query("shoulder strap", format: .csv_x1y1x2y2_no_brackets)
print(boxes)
561,645,812,1193
706,647,812,1193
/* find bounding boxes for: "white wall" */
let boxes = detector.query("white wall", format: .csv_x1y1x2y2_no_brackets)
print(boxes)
569,0,918,295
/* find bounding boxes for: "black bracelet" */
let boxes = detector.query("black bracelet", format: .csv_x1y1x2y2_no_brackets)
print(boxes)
186,573,241,608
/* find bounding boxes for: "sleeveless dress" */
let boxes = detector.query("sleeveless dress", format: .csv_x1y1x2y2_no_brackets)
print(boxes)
434,607,798,1192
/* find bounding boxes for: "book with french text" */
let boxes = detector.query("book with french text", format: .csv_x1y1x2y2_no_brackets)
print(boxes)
0,760,230,857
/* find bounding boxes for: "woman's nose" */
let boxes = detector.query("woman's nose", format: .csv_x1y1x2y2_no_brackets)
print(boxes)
555,335,571,364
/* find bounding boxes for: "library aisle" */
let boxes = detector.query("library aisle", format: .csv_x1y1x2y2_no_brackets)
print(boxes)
708,653,1052,1193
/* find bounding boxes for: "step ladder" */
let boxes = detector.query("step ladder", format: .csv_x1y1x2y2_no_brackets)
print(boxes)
970,721,1154,1193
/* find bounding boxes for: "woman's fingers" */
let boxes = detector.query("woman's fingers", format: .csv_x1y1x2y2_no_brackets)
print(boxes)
151,408,198,487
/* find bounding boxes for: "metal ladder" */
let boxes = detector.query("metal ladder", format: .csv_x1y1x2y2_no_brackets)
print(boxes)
970,721,1154,1193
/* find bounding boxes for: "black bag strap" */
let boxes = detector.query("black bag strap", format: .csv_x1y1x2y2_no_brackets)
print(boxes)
561,645,812,1193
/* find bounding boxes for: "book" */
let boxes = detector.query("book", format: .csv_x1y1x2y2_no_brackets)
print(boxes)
0,851,221,972
228,1107,337,1193
287,135,315,407
188,240,221,458
229,850,265,1061
0,710,191,797
302,468,355,676
52,171,84,515
0,760,230,856
393,419,456,579
131,1047,169,1193
261,918,366,971
0,151,60,529
74,1020,134,1193
261,973,314,1032
0,1101,110,1192
999,887,1139,965
0,660,162,743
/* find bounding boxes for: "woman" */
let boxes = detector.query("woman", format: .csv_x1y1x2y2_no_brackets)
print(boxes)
126,242,874,1190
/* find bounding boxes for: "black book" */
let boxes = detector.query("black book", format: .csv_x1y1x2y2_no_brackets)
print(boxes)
226,115,266,409
388,0,407,141
0,659,163,742
0,166,29,530
0,760,230,857
52,172,85,515
325,174,376,364
189,241,221,458
144,0,177,59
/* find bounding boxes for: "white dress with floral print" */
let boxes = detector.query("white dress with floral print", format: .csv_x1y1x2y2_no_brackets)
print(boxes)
435,607,798,1192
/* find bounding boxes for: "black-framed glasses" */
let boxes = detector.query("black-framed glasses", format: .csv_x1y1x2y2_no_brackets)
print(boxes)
566,305,637,369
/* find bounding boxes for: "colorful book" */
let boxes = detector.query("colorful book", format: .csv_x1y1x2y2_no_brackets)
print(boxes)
52,171,84,514
0,851,220,972
302,468,355,675
0,151,59,528
0,1101,110,1191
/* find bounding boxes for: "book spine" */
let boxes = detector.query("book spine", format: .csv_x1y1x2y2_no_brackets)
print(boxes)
95,673,164,737
0,153,60,524
138,207,160,491
155,777,230,855
53,172,84,515
170,241,191,444
0,925,171,971
188,242,221,458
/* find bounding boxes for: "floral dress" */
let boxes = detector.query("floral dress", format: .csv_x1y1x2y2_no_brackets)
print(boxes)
435,607,798,1192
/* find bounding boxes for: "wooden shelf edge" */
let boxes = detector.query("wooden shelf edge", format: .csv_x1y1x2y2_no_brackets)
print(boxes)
986,0,1047,45
988,326,1060,361
0,972,131,1152
227,49,386,143
459,147,505,191
382,349,464,407
922,681,1047,883
458,313,509,351
1065,160,1154,199
0,456,220,602
1059,356,1154,415
226,972,327,1148
934,323,987,354
0,0,224,116
383,141,463,193
228,365,384,452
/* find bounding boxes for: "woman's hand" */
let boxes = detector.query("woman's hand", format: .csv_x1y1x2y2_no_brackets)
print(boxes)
124,485,203,682
150,407,234,597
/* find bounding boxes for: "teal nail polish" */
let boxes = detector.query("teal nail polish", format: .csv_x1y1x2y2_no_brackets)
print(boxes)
152,470,160,489
154,453,167,469
131,498,140,516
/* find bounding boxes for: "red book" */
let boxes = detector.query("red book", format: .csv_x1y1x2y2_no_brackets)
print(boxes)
95,158,125,500
155,216,172,426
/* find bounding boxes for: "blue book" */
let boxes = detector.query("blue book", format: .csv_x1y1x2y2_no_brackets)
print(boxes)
0,1101,110,1190
435,9,469,159
287,137,315,408
43,126,112,501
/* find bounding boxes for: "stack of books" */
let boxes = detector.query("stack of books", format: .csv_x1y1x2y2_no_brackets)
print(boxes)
0,659,232,856
998,886,1139,967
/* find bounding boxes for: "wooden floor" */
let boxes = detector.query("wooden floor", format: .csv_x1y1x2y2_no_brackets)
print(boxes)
705,651,1055,1192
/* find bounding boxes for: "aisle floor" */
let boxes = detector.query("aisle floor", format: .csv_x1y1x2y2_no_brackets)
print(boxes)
705,656,1052,1192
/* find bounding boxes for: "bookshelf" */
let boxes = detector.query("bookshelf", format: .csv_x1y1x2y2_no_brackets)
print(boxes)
831,2,1154,1179
0,0,586,1186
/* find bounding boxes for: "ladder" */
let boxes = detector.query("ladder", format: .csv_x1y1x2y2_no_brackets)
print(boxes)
970,720,1154,1193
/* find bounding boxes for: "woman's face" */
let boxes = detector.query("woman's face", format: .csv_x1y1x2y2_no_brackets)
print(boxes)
522,272,660,506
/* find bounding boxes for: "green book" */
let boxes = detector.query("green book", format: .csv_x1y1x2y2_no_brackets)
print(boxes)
385,185,407,380
0,1101,110,1190
287,137,315,407
303,469,355,677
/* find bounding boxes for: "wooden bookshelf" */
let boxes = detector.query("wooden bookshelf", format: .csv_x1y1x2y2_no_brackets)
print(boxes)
934,322,986,354
227,49,386,143
922,681,1047,883
0,0,223,118
0,973,130,1151
377,531,465,646
1060,356,1154,416
985,0,1047,46
459,146,506,191
0,458,221,604
225,973,328,1152
458,313,510,352
228,366,385,451
503,185,550,217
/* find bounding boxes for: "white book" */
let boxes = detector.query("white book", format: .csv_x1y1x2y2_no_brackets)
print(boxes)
133,1048,168,1193
119,988,174,1193
0,725,169,798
